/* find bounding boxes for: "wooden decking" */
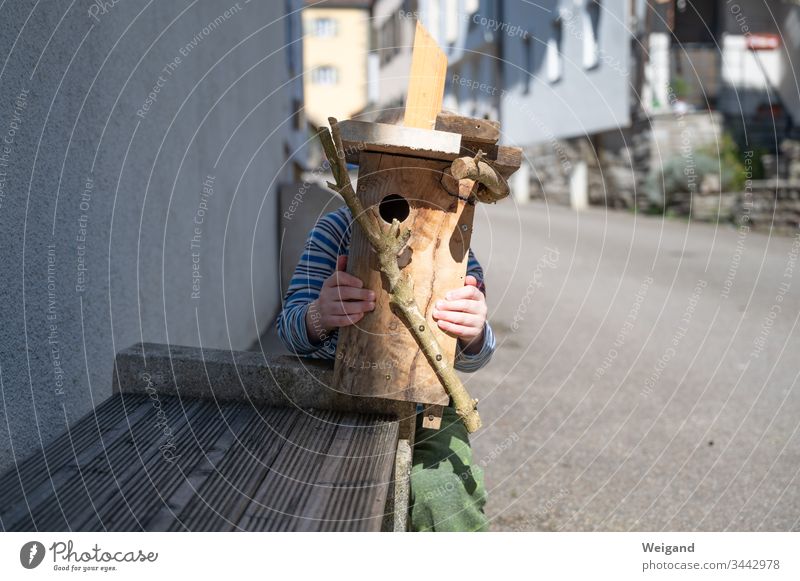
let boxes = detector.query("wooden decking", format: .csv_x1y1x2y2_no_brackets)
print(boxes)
0,393,399,532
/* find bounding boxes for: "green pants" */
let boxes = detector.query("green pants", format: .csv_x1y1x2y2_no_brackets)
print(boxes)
409,406,489,532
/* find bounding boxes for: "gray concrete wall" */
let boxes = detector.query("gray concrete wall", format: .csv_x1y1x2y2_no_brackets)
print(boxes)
500,0,631,146
0,0,304,473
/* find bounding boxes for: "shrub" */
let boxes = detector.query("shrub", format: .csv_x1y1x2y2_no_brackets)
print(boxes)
647,133,746,208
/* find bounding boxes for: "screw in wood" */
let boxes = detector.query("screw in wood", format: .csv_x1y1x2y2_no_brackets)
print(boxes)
418,325,425,332
385,374,391,381
436,354,442,361
461,224,469,231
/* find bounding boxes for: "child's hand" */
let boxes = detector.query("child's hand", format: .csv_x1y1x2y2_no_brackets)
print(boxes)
305,256,375,344
432,275,487,355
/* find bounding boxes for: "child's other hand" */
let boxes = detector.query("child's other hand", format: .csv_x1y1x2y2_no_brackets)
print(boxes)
432,275,487,355
306,256,375,344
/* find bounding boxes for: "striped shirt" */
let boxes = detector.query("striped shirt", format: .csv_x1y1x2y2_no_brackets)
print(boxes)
276,206,496,372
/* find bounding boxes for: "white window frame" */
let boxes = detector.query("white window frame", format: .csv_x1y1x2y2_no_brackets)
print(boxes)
312,65,338,85
547,17,563,83
313,17,337,37
583,1,601,69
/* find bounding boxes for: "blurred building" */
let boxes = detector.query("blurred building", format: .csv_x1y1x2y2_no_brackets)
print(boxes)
303,0,371,127
646,0,800,146
498,0,632,206
363,0,800,210
365,0,632,204
367,0,493,118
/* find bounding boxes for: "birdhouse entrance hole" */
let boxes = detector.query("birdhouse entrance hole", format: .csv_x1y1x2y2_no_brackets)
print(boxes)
378,194,410,224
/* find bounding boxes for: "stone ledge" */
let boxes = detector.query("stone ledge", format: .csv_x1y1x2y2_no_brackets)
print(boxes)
113,342,417,439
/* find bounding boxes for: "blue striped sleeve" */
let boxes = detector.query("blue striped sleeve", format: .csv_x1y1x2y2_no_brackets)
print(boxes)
454,249,496,372
275,208,350,357
277,209,495,371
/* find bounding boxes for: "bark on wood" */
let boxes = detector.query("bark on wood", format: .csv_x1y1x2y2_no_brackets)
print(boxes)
336,121,523,179
435,112,500,144
451,152,510,202
334,152,472,407
317,117,482,433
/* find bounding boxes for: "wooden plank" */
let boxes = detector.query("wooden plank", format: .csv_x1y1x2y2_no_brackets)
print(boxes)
338,119,461,161
290,416,360,531
0,395,401,532
142,404,254,531
320,416,399,531
403,21,448,130
114,342,414,422
74,399,214,531
421,404,444,430
0,394,147,519
255,410,345,532
236,410,340,531
337,120,521,178
297,414,398,532
436,112,500,144
392,439,412,532
168,406,299,531
459,142,523,179
0,395,158,531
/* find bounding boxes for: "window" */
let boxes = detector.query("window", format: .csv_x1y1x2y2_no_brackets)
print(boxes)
313,17,337,37
547,17,563,83
523,35,533,94
379,14,401,66
672,0,718,45
583,1,601,69
312,65,338,85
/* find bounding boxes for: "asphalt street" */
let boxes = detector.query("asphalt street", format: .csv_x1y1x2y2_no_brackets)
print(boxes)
464,201,800,531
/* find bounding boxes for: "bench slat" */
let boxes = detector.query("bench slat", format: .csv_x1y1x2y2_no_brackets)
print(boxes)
1,395,399,532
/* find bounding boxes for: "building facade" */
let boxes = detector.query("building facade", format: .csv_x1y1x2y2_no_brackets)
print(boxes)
0,0,306,474
363,1,800,208
303,0,371,127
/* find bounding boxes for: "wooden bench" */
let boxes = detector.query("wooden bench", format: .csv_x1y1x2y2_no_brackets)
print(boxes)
0,343,414,532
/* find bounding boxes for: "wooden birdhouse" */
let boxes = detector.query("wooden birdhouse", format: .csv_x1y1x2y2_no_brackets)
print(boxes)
322,22,522,431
